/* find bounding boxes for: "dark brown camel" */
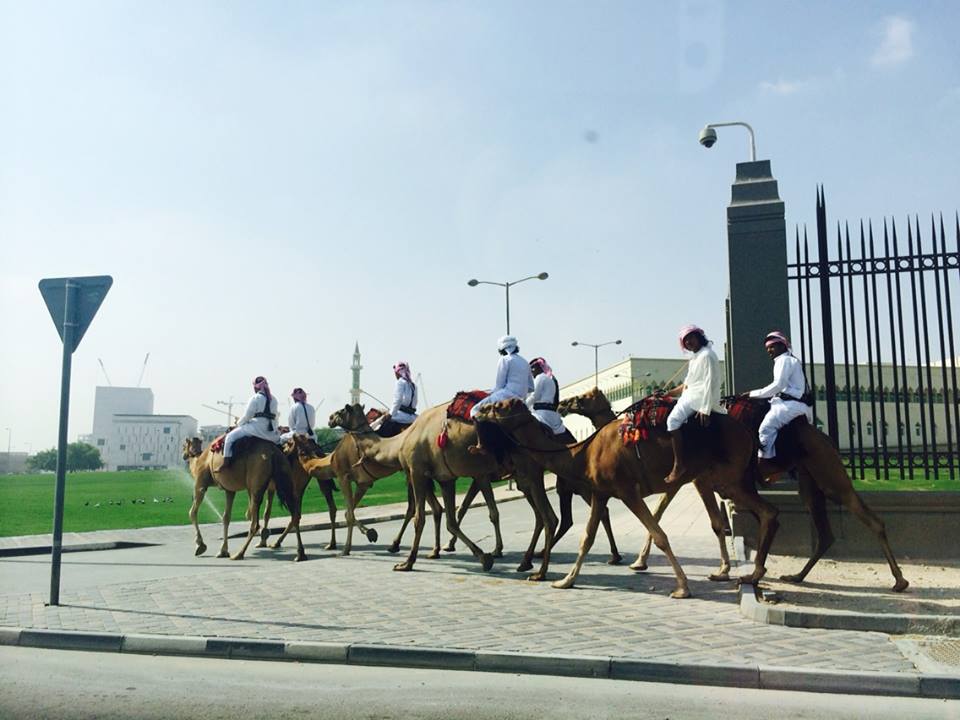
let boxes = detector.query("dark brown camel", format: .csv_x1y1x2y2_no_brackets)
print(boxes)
475,398,780,596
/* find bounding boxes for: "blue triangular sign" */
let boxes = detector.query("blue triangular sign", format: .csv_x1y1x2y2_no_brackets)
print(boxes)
39,276,113,353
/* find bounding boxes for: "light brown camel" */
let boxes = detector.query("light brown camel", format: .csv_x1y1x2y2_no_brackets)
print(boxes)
256,437,340,555
182,436,301,560
474,398,780,597
394,401,559,579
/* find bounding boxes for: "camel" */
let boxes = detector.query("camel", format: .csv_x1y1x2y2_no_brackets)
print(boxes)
182,436,301,561
624,394,909,592
474,398,780,597
394,401,559,579
256,437,340,555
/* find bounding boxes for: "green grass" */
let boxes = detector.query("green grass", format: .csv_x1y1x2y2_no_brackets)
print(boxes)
848,467,960,492
0,469,485,538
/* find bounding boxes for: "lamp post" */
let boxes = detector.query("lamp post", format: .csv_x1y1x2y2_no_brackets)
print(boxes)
3,428,10,474
571,340,622,388
467,272,549,334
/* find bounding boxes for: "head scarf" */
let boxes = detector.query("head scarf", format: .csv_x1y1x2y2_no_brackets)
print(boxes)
497,335,518,354
253,376,271,401
393,361,412,383
291,387,307,404
677,324,706,350
529,357,553,378
764,330,791,351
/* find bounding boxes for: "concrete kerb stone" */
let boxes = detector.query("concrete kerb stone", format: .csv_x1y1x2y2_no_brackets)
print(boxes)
4,626,959,698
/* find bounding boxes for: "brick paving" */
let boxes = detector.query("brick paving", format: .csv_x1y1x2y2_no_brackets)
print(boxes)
0,485,920,673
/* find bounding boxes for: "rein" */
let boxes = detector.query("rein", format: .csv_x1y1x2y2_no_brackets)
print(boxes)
492,411,602,455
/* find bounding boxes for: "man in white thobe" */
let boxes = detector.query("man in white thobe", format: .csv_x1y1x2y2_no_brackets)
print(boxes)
747,331,813,462
280,387,316,443
470,335,535,418
377,361,419,438
222,376,281,468
664,325,725,483
527,356,574,441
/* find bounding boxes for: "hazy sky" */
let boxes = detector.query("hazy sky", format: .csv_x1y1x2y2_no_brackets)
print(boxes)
2,1,958,452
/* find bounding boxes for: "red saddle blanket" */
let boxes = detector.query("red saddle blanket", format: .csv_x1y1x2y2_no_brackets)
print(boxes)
724,396,769,433
447,390,488,422
210,435,226,454
619,395,676,446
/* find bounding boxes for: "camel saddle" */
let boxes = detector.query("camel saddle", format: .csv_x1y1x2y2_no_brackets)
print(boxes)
723,395,808,461
619,394,676,446
447,390,488,423
208,434,262,457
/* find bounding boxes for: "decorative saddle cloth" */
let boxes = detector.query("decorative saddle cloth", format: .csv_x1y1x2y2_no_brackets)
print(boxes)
446,390,488,422
619,394,676,446
210,435,226,454
723,396,769,433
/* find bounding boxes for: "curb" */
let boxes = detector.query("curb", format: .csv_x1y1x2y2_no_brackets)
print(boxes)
1,627,957,699
732,537,960,637
0,541,159,558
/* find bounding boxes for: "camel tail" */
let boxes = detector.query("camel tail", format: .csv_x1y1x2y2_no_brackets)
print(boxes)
271,448,299,516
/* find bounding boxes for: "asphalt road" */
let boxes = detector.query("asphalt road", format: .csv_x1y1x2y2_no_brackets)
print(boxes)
1,647,957,720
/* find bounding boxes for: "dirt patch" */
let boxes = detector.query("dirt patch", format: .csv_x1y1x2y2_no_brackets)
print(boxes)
755,555,960,616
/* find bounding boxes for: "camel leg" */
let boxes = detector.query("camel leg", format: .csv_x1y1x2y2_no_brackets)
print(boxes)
425,490,444,559
231,487,264,561
394,473,429,572
438,480,493,570
517,491,542,572
694,483,731,581
339,476,358,556
840,488,909,592
538,483,573,557
476,479,503,558
725,482,779,585
189,484,209,556
600,504,623,565
389,483,416,553
619,485,690,598
217,491,236,558
321,481,337,550
779,470,833,585
551,494,606,590
631,489,676,570
258,489,274,547
525,474,556,582
445,480,482,552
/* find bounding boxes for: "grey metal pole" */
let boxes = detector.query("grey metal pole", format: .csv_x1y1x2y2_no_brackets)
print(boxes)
49,281,76,606
505,283,511,335
594,347,599,388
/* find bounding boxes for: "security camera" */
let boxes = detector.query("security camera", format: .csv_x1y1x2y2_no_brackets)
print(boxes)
698,126,717,148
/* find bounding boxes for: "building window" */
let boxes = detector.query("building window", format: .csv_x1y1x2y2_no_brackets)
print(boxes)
119,444,126,450
163,427,171,434
97,438,105,446
142,453,152,461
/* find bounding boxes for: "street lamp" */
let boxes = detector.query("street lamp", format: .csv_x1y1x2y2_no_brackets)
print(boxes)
3,428,10,474
467,272,549,334
571,340,622,388
698,121,757,161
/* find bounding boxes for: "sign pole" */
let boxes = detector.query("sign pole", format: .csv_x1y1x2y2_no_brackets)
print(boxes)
49,280,76,606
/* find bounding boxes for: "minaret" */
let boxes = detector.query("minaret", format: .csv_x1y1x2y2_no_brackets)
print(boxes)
350,342,362,405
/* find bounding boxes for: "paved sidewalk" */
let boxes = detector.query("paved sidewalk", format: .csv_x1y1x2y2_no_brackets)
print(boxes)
2,484,935,676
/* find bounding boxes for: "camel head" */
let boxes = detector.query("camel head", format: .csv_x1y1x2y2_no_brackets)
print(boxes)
292,433,323,459
472,397,530,429
182,437,203,460
558,387,612,418
329,403,369,432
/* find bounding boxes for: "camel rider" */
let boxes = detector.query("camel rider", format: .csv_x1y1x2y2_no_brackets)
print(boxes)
222,376,280,469
470,335,535,419
528,357,576,442
377,361,419,438
280,387,316,443
747,331,813,464
664,324,725,484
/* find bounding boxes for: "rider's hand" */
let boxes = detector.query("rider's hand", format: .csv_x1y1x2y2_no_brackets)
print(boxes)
697,412,711,427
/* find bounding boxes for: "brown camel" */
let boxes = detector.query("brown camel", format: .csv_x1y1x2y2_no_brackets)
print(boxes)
256,437,340,555
394,401,559,579
182,436,301,560
474,398,780,597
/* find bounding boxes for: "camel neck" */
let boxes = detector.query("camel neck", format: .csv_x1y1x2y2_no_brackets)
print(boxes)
351,430,404,466
505,421,588,478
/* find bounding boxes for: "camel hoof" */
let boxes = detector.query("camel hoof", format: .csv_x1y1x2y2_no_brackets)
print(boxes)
516,559,534,572
739,569,767,585
443,543,456,553
607,554,624,566
630,561,648,571
526,572,546,582
893,578,909,593
270,540,283,550
427,549,440,560
295,553,306,562
324,543,337,551
195,543,207,556
229,553,244,561
480,553,494,571
493,548,504,559
260,528,270,544
386,542,401,554
365,528,378,542
339,549,352,557
256,540,267,548
216,549,229,559
708,572,731,582
393,561,414,572
670,587,692,599
551,577,575,590
779,573,804,584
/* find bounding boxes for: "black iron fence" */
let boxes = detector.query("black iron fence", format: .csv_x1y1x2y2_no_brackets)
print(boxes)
789,189,959,481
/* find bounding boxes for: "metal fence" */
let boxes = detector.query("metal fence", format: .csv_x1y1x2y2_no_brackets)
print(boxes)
789,188,959,481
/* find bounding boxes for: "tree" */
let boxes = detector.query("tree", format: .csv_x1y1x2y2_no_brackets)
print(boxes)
26,443,104,472
313,427,344,453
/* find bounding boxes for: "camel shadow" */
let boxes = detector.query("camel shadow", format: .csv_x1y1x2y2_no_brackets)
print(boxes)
61,603,348,632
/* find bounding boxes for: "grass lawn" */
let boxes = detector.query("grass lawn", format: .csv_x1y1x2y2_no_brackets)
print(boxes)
849,467,960,492
0,469,484,537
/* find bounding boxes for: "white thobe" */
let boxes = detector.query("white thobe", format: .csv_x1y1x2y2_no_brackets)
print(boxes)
470,353,535,418
280,402,316,442
666,345,725,431
526,373,567,435
224,392,281,456
748,352,813,458
390,378,418,425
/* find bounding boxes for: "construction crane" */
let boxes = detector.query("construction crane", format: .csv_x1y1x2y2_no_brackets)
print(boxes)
136,353,150,387
97,358,113,386
415,373,429,408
